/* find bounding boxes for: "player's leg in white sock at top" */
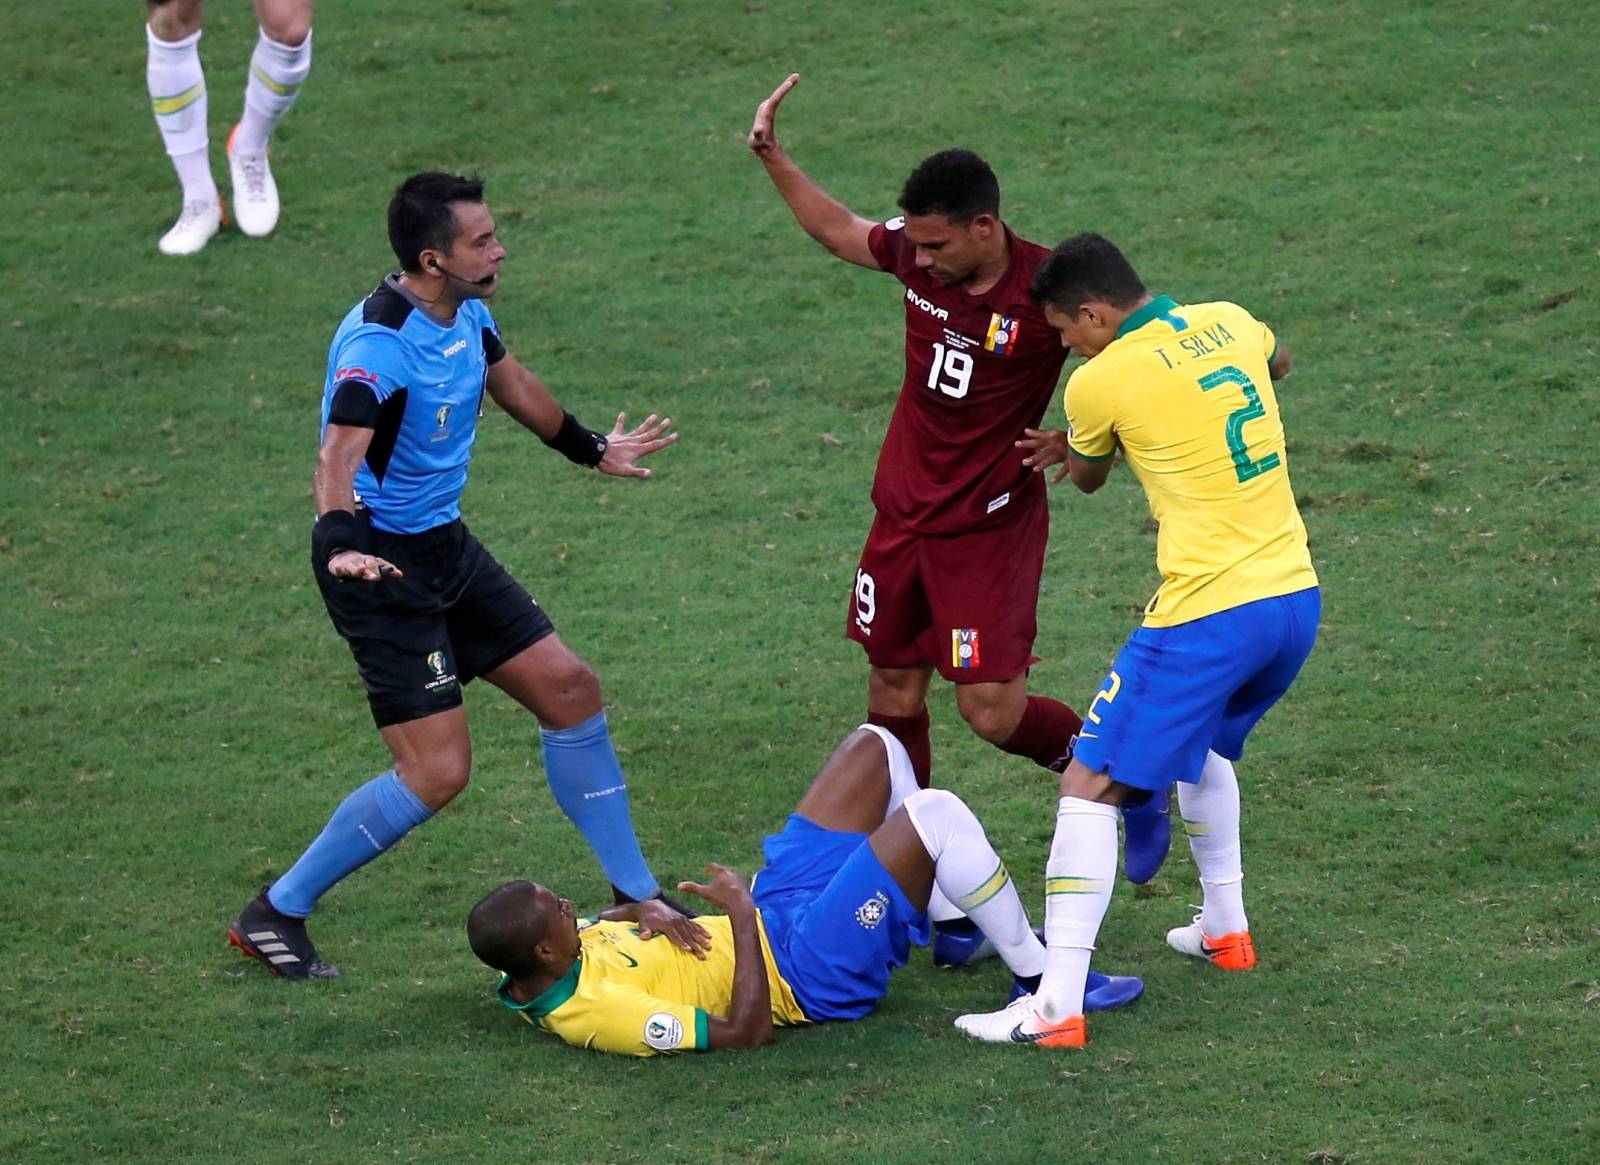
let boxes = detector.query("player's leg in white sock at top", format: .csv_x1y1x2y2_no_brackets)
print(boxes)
1035,795,1118,1021
230,1,313,235
862,723,979,933
1178,749,1248,936
146,4,221,254
903,788,1045,981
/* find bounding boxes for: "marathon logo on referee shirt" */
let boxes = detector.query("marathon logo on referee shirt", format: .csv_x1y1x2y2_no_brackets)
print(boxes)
984,313,1019,356
951,628,981,670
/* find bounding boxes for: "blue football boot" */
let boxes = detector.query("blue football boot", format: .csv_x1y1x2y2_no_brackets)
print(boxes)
1009,969,1145,1012
931,919,1005,968
1122,787,1172,885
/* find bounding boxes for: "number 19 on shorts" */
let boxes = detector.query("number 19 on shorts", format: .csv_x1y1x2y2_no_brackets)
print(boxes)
853,570,876,633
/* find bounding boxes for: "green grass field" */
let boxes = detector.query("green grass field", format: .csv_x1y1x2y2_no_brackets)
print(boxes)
3,1,1596,1161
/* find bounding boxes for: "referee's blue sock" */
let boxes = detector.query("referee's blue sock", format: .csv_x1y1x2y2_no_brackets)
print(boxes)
540,710,659,901
267,770,434,918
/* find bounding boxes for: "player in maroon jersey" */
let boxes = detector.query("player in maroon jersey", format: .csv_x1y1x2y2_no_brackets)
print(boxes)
747,76,1171,939
748,72,1101,764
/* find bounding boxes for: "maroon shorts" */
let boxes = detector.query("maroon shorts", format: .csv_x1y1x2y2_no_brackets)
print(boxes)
845,495,1047,683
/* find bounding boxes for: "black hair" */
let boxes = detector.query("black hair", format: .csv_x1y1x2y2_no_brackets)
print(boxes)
387,171,486,273
466,881,546,978
1029,233,1147,313
898,149,1000,223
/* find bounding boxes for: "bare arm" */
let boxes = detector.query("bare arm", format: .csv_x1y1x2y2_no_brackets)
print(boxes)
749,74,877,269
313,423,402,581
484,352,565,439
1268,340,1292,381
1067,451,1115,494
679,865,774,1050
486,353,678,478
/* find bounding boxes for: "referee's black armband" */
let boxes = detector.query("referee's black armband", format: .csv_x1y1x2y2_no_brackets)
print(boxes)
313,509,361,566
544,411,608,468
328,379,383,428
482,326,507,366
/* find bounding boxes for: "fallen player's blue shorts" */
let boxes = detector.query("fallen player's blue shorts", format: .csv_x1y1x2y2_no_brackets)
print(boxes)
754,814,931,1021
1072,587,1321,793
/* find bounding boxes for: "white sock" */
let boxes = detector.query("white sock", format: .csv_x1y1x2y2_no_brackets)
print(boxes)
1178,750,1248,935
1036,797,1118,1021
235,27,313,153
864,723,922,821
903,789,1044,979
925,883,964,924
861,722,966,927
146,25,216,204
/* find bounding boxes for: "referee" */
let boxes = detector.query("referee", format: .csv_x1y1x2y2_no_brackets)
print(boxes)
229,172,679,979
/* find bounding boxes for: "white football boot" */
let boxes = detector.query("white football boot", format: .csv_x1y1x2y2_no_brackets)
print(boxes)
954,992,1086,1048
227,125,279,237
158,199,224,255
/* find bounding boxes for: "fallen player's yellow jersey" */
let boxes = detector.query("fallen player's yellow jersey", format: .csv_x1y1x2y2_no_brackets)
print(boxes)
1065,296,1318,627
496,917,809,1056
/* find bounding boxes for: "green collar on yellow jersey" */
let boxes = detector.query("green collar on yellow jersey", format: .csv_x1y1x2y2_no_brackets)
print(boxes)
1115,294,1186,339
496,960,581,1018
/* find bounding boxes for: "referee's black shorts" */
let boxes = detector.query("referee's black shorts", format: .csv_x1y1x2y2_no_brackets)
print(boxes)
313,515,555,728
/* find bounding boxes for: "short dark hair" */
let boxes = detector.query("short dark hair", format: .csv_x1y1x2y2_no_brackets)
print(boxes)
466,881,546,978
387,172,486,273
898,149,1000,224
1029,233,1147,314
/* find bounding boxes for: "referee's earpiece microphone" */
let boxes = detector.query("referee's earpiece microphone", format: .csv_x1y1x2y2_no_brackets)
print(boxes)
430,258,495,287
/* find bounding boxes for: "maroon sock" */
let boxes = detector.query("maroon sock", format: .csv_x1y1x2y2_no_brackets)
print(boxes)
1000,695,1084,772
866,706,932,788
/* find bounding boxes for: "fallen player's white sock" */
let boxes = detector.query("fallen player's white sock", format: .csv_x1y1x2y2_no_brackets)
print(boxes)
904,788,1043,979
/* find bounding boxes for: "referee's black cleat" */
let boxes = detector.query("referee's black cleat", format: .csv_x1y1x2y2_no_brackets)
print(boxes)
228,889,341,980
612,883,700,919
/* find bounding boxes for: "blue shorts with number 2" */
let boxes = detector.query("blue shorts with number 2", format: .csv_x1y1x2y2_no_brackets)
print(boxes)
1072,587,1321,792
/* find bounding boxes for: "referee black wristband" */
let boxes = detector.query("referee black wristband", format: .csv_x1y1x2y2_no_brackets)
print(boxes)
545,411,608,468
313,509,360,566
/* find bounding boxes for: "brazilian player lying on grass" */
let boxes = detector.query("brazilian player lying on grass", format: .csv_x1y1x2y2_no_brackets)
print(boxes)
467,726,1143,1055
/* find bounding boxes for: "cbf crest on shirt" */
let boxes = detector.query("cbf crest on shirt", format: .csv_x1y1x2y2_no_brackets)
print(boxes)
866,218,1069,535
320,276,508,534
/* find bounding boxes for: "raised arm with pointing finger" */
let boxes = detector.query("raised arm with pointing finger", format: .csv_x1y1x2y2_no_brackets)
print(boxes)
748,73,877,268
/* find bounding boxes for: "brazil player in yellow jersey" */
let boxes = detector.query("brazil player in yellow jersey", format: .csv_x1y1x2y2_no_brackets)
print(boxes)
468,725,1145,1056
959,234,1319,1049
